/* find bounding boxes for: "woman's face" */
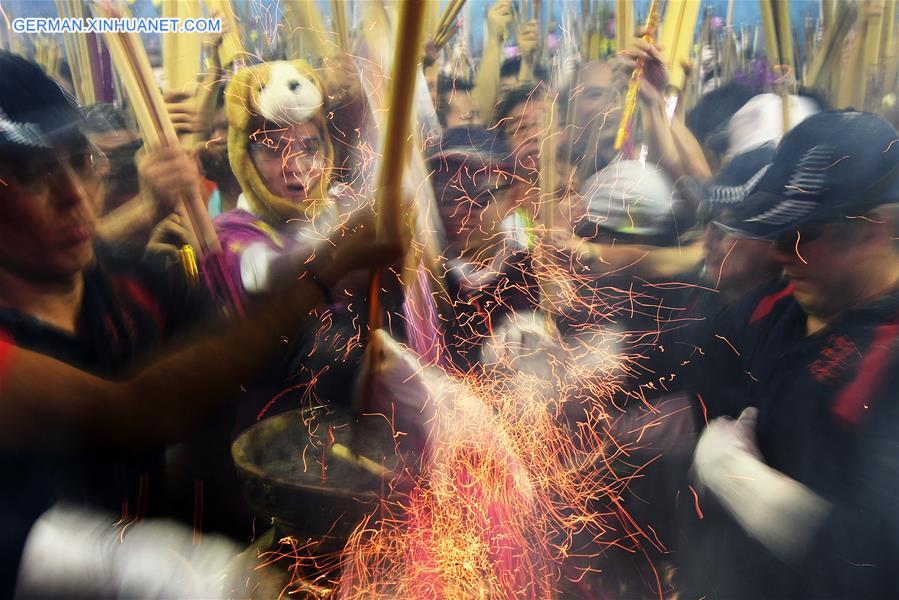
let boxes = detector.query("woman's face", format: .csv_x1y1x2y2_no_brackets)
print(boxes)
249,121,326,202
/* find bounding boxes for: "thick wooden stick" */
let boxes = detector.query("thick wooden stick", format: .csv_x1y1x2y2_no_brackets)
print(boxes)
357,0,428,442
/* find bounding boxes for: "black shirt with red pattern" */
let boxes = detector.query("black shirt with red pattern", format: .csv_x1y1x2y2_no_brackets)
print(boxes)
679,280,899,599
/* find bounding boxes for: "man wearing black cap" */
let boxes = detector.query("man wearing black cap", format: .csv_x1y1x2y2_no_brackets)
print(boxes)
682,110,899,599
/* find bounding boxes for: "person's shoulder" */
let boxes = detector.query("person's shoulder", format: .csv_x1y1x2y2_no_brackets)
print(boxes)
712,279,799,335
94,243,161,281
693,279,797,359
214,209,291,254
213,209,264,237
94,244,214,330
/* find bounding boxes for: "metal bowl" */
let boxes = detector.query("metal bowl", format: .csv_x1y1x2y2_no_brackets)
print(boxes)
232,407,399,551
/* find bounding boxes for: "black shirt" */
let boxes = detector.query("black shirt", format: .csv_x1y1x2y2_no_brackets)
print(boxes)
680,280,899,599
0,246,212,595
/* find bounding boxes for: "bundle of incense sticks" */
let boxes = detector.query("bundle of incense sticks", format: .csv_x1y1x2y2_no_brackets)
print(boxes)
659,0,700,93
55,0,97,105
205,0,244,69
615,0,633,53
93,0,241,313
434,0,466,49
806,1,856,92
162,0,201,96
331,0,350,54
614,0,661,153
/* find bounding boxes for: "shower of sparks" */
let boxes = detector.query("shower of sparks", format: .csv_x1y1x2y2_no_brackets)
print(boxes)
223,10,708,600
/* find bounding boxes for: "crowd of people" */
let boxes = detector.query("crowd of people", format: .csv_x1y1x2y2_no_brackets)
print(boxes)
1,2,898,597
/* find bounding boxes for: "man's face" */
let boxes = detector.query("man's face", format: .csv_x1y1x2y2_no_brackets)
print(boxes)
502,99,545,167
249,121,326,202
572,62,616,131
703,222,780,292
436,164,513,258
87,128,141,213
445,90,482,129
0,142,99,282
772,219,884,318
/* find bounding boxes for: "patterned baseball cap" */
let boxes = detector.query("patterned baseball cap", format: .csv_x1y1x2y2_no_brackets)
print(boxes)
0,51,85,155
700,143,776,216
710,110,899,239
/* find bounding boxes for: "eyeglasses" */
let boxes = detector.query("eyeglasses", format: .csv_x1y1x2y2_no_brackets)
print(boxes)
503,118,543,139
773,224,827,252
248,135,323,161
0,145,106,193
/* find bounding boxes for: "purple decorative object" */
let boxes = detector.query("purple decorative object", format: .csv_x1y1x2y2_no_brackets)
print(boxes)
733,58,774,92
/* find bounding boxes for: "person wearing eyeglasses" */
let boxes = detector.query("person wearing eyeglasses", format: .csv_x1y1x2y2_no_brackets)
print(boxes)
212,60,364,298
678,111,899,600
0,51,402,598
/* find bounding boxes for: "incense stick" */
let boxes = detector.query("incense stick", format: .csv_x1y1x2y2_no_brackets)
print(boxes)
359,0,427,423
659,0,700,92
331,0,350,54
205,0,244,68
614,0,661,153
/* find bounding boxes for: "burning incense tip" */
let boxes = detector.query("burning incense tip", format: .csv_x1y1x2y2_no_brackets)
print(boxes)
330,443,393,478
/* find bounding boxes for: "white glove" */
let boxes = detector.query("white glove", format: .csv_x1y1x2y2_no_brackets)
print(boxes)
16,502,240,599
693,408,832,564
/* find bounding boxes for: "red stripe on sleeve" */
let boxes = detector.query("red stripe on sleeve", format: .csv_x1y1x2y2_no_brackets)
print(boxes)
832,321,899,427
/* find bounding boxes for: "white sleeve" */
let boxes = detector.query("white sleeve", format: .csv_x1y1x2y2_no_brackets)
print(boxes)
239,242,280,294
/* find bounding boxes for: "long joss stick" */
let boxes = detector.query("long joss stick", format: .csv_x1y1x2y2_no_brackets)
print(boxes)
774,0,795,74
371,0,425,267
659,0,700,92
863,0,886,104
883,1,899,99
614,0,661,152
615,0,633,53
759,0,782,67
537,91,559,335
331,0,350,54
205,0,244,69
806,0,856,89
435,0,466,45
94,1,242,313
362,0,426,413
162,0,201,96
776,0,795,128
331,443,393,478
839,7,868,109
358,0,454,351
